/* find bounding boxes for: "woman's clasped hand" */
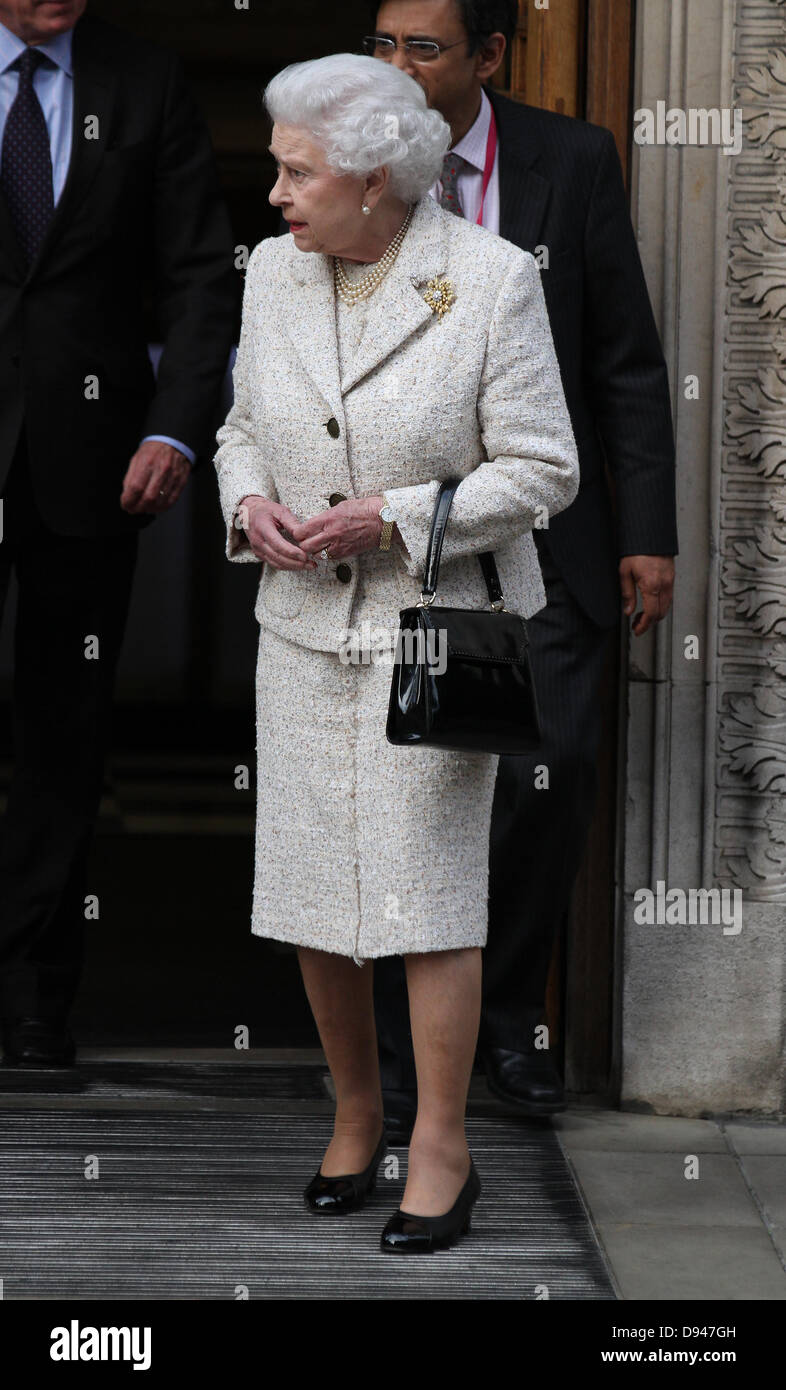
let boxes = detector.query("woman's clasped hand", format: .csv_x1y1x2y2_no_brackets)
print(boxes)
237,493,391,567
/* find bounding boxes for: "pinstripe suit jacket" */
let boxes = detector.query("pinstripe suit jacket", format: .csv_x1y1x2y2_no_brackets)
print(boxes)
483,87,678,626
214,191,579,655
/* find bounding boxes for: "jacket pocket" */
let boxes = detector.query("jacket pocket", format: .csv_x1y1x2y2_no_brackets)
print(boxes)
102,138,152,162
540,246,581,277
99,353,157,390
258,562,308,619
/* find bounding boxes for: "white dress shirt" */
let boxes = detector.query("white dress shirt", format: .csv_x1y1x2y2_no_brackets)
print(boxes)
428,86,500,234
0,21,73,203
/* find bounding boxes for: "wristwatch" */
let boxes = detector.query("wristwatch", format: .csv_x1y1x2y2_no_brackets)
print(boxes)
378,498,395,551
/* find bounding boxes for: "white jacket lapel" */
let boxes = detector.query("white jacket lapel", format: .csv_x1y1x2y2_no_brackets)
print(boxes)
282,194,449,408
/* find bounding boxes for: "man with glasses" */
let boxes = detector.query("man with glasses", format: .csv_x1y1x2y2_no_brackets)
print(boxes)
363,32,467,60
278,0,677,1138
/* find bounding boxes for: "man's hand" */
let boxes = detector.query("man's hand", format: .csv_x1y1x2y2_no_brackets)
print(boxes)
121,441,192,515
619,555,675,636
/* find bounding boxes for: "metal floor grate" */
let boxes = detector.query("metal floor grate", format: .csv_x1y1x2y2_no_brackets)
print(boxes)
0,1064,615,1300
0,1060,328,1102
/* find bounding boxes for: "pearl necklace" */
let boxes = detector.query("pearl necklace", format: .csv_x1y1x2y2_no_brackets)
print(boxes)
334,204,414,306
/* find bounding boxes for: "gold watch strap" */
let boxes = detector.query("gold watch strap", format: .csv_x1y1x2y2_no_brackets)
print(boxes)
379,498,394,551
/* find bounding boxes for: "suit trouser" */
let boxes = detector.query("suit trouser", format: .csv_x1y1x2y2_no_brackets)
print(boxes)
0,432,138,1019
373,542,615,1092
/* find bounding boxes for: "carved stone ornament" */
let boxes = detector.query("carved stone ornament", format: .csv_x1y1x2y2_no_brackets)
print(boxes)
718,2,786,895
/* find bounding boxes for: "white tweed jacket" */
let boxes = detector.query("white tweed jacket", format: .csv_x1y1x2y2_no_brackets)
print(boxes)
214,192,579,654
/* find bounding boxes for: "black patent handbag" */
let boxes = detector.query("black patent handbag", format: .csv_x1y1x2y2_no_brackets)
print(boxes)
385,477,542,755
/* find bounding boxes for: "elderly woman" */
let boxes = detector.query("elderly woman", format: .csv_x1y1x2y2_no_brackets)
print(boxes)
214,52,578,1254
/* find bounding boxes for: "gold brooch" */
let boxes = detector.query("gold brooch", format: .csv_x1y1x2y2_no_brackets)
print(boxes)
422,275,456,320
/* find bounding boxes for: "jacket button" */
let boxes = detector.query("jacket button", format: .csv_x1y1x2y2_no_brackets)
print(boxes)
326,418,340,438
328,492,346,507
336,562,352,583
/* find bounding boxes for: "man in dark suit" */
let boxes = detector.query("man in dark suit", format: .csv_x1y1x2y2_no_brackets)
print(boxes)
0,0,236,1064
361,0,678,1137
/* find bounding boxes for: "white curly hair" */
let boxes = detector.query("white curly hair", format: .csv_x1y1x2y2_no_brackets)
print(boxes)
263,52,452,203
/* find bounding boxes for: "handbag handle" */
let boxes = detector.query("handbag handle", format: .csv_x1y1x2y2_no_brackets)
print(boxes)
419,477,505,610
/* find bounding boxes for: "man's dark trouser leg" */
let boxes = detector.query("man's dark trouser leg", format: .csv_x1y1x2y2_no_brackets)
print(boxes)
373,546,615,1094
0,437,138,1020
480,547,614,1055
373,953,417,1095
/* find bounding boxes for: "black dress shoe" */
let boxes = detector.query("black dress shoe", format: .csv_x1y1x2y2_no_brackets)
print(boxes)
1,1015,76,1067
304,1128,387,1214
482,1046,565,1114
382,1089,416,1146
381,1158,481,1253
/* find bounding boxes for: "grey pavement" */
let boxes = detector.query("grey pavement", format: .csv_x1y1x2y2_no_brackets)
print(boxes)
553,1105,786,1300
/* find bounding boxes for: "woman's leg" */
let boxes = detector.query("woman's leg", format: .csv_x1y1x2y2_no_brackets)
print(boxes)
401,946,481,1215
296,946,384,1175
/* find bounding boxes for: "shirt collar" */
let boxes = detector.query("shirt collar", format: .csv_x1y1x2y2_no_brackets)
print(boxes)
450,87,492,172
0,21,74,77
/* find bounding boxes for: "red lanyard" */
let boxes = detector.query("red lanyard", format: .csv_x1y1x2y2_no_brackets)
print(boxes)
476,103,498,227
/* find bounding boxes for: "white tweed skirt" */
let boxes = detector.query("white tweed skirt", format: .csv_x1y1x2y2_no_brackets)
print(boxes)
251,621,500,964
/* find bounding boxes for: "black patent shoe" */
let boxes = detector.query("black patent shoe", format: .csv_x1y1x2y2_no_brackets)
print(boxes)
380,1158,481,1253
304,1128,387,1214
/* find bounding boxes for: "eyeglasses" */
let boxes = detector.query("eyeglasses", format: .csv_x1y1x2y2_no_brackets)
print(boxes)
362,35,467,63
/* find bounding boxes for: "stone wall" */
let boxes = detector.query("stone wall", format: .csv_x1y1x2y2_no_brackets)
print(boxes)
620,0,785,1116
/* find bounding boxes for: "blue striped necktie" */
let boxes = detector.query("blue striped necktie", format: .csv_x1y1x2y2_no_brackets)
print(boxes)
0,47,54,267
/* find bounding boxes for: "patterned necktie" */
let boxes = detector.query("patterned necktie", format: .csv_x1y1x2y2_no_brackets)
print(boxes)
439,151,466,217
0,47,54,267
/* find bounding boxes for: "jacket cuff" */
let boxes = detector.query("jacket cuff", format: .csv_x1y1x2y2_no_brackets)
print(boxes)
227,499,258,562
381,481,441,579
220,470,270,563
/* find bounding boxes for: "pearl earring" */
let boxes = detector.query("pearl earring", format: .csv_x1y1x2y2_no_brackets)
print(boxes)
362,204,371,215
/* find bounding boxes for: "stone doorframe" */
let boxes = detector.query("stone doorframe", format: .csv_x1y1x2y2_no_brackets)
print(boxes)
619,0,785,1115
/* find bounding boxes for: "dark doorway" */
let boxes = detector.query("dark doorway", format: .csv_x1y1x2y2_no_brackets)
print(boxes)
0,1,631,1085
